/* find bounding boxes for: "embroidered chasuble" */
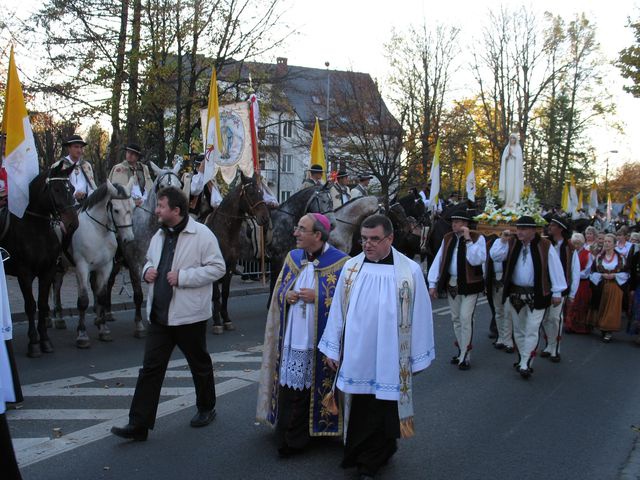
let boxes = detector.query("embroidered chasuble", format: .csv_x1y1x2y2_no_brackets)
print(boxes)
319,248,435,438
256,245,348,436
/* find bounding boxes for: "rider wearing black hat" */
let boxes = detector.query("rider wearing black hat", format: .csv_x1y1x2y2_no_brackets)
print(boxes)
350,173,373,199
299,164,324,191
330,170,350,209
52,134,97,204
109,143,153,207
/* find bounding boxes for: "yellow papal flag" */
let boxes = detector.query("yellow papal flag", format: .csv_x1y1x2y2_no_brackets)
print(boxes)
202,67,223,183
578,189,583,210
561,182,569,211
464,142,476,202
309,118,326,181
1,47,39,218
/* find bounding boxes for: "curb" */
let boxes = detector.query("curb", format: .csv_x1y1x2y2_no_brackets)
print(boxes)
620,433,640,480
10,285,270,324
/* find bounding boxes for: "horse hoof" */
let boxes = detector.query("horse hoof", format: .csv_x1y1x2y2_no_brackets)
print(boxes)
98,333,113,342
105,313,115,322
40,340,54,353
212,325,224,335
54,319,67,330
133,324,147,339
27,344,42,358
76,334,91,349
46,317,53,329
223,322,235,331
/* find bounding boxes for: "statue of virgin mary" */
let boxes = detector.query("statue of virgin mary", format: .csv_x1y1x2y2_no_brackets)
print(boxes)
498,133,524,209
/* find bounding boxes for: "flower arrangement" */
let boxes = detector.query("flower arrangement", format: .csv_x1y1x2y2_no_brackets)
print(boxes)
474,187,547,226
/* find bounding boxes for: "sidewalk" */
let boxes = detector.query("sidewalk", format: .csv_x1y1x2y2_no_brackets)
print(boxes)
6,271,270,322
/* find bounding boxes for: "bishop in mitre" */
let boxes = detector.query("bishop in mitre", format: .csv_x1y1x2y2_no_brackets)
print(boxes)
256,213,349,457
319,214,435,479
499,132,524,209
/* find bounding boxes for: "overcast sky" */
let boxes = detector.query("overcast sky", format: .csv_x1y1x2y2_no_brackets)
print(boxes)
4,0,640,176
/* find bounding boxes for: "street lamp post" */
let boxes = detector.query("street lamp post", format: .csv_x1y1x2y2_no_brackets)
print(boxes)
276,111,284,201
605,149,618,197
325,61,330,168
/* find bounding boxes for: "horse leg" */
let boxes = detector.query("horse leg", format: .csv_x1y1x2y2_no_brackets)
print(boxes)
52,264,67,329
94,266,113,342
129,262,146,338
75,264,91,349
103,261,118,322
211,281,223,335
17,272,39,357
222,273,234,331
37,270,56,354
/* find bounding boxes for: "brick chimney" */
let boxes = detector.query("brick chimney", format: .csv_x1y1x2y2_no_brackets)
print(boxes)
275,57,288,77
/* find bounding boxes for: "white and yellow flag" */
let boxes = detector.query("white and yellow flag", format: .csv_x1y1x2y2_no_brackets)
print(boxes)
310,118,327,181
202,67,223,183
1,47,39,218
588,182,599,216
465,142,475,202
428,139,441,212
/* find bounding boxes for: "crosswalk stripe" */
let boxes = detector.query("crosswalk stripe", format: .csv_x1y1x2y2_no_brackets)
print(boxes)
15,377,252,468
21,386,195,397
9,409,129,420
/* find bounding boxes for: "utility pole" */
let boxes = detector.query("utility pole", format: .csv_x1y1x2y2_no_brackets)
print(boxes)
325,61,330,170
605,149,618,197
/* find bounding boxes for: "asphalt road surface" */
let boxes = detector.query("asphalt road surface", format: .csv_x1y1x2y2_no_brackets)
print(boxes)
7,293,640,480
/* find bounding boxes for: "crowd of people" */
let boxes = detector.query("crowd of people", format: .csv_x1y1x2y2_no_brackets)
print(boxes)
1,133,639,480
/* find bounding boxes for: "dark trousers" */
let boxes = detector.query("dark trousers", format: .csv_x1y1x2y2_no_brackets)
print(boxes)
275,386,311,449
343,395,399,477
0,413,22,480
129,320,215,429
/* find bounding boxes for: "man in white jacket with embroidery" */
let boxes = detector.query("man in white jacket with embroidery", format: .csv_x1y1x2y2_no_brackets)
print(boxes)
111,186,225,441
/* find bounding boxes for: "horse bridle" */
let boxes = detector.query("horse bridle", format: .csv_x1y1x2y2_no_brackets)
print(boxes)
154,171,184,192
85,199,134,234
212,181,266,221
25,176,75,222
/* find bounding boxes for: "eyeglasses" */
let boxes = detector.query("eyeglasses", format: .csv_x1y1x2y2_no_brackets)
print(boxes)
293,225,311,234
359,235,390,246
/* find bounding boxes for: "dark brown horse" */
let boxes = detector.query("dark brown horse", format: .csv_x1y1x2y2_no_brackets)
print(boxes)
206,172,270,333
1,164,78,357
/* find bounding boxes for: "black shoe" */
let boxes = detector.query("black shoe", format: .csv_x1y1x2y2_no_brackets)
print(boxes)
550,354,561,363
494,342,506,350
111,424,148,441
504,346,515,354
458,361,471,371
540,351,551,358
278,444,304,458
519,368,531,379
190,409,216,428
450,356,459,365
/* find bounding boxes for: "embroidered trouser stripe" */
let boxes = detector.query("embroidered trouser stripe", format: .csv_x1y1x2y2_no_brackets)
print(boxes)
542,298,565,356
507,302,545,370
491,285,512,348
448,293,478,363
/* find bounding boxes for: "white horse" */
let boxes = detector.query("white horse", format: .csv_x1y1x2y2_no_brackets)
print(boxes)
103,161,184,337
62,179,136,348
329,196,381,254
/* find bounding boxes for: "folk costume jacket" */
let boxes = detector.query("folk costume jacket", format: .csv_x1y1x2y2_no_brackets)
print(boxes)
51,157,97,192
256,245,348,436
109,161,153,199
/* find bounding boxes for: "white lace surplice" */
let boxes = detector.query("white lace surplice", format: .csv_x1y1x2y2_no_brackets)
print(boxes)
279,260,317,390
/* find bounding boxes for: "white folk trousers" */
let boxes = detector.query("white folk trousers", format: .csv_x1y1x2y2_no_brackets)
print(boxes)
491,285,512,348
448,292,478,363
541,298,565,356
506,301,545,370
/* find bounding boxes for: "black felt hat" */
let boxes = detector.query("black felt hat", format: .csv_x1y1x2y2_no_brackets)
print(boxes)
550,215,569,231
336,170,348,178
309,164,324,174
62,134,87,147
516,215,537,227
125,143,143,156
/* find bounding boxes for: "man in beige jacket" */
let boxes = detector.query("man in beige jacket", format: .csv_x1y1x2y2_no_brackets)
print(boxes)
111,186,226,441
108,143,153,207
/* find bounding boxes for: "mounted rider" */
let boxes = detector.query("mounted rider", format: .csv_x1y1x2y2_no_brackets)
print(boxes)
51,135,97,205
350,173,372,199
299,164,324,191
108,143,153,207
329,170,351,210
